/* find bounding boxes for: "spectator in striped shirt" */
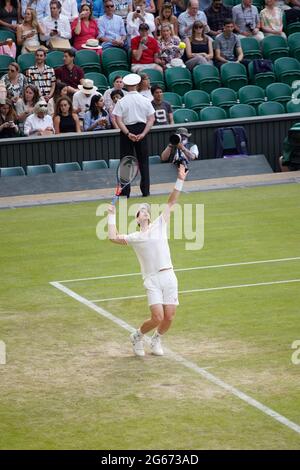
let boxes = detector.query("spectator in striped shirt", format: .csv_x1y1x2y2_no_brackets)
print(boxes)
26,48,56,102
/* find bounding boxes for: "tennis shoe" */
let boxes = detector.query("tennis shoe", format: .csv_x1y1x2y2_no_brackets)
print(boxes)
130,331,145,357
151,333,164,356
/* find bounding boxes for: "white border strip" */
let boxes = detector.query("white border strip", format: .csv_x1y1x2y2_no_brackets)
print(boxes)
56,256,300,283
90,279,300,303
50,280,300,436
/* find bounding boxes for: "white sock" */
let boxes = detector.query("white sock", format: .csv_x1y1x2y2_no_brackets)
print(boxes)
136,329,143,338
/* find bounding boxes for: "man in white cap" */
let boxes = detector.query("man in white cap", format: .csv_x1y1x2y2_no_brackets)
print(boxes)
73,78,99,120
107,164,188,357
113,73,155,197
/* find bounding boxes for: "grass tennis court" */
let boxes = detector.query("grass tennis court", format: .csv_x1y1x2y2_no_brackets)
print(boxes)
0,183,300,449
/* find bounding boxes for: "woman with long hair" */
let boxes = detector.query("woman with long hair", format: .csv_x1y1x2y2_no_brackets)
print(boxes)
17,7,45,54
71,3,99,50
158,23,182,69
84,94,111,131
53,96,81,134
15,83,40,133
0,0,20,32
1,62,27,103
155,2,178,38
47,81,69,116
185,20,213,71
0,98,19,138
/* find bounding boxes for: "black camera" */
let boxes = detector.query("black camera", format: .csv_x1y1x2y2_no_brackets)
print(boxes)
246,22,254,32
169,134,189,171
169,133,181,146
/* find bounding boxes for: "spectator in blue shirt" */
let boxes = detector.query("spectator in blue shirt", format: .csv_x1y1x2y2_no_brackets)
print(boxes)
98,0,127,50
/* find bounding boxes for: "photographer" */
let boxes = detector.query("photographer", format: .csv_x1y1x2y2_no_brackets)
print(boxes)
232,0,264,42
160,127,199,168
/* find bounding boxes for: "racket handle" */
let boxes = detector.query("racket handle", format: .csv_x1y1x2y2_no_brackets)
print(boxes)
111,194,118,205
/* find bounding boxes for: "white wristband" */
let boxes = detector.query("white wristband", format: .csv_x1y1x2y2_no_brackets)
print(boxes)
175,178,183,191
108,214,116,225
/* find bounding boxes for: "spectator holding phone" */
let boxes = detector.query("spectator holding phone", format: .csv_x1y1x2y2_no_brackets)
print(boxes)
84,94,111,131
0,0,21,32
0,99,19,138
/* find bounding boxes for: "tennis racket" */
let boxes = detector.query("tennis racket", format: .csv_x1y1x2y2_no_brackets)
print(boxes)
111,155,139,205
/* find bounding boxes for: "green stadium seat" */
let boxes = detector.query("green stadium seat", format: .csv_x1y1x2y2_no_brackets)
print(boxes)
55,162,81,173
149,155,161,164
287,21,300,36
0,166,25,176
220,62,248,91
261,35,289,61
183,90,210,112
75,50,101,73
165,67,192,96
265,82,292,109
163,92,182,110
108,70,130,87
17,52,36,73
238,85,265,108
101,48,129,75
286,100,300,113
193,64,221,94
0,30,16,42
26,165,53,175
84,72,109,93
229,104,256,118
274,57,300,86
0,54,14,76
199,106,227,121
288,32,300,62
173,108,198,123
109,159,119,169
140,68,165,90
82,160,108,170
248,60,275,89
240,37,262,60
257,101,285,116
211,87,237,115
46,51,64,69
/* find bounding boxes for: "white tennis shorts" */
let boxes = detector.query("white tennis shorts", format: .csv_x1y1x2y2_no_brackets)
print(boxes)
143,269,179,306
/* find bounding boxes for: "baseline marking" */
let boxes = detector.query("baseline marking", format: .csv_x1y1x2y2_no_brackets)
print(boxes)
90,278,300,303
50,280,300,436
56,256,300,283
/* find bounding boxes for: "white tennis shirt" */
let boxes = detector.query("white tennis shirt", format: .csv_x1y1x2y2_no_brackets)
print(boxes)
112,91,155,125
124,215,173,279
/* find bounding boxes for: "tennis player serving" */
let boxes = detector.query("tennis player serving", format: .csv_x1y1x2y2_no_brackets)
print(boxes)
107,164,187,357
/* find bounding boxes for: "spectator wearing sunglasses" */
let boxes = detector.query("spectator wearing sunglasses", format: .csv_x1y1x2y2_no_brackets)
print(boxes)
1,62,28,103
23,100,54,136
185,20,213,71
41,0,71,45
98,1,127,50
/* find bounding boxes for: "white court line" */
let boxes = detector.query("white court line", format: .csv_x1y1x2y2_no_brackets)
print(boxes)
56,256,300,283
50,280,300,436
90,279,300,303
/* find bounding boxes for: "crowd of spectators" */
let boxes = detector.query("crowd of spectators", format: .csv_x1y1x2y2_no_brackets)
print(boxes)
0,0,299,137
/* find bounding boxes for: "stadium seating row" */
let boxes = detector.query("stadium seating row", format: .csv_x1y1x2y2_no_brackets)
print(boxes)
0,156,161,177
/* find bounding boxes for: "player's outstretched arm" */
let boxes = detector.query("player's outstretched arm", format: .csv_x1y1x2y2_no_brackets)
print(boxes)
107,204,127,245
163,164,187,222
